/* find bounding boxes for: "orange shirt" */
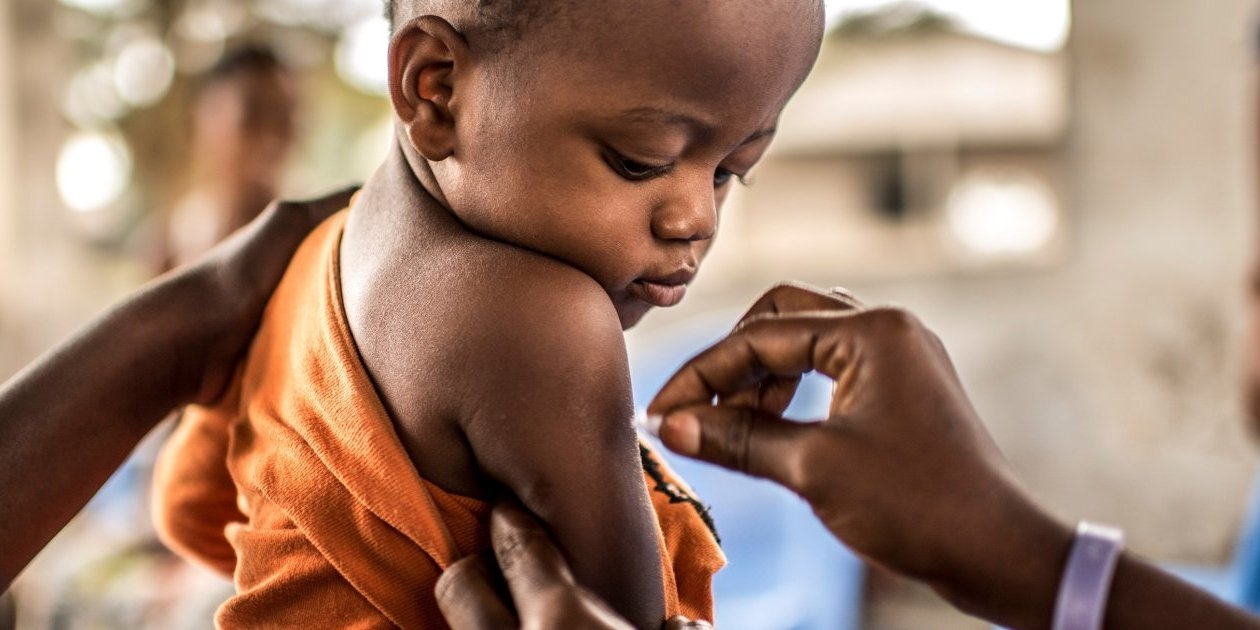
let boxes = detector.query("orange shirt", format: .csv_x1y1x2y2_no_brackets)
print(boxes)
152,210,724,628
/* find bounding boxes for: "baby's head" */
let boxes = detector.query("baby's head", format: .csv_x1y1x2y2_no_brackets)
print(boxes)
385,0,824,327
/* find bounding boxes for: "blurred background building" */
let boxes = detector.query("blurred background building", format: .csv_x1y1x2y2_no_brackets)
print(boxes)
1,0,1258,628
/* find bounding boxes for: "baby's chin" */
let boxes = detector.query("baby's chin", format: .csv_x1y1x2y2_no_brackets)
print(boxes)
614,299,654,330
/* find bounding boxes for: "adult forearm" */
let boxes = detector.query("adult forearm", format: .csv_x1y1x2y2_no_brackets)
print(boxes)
936,520,1260,629
1100,554,1260,629
0,187,356,588
935,512,1260,629
0,272,213,587
930,494,1073,630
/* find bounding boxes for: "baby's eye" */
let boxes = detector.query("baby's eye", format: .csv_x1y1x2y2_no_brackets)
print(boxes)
609,152,671,181
714,168,748,188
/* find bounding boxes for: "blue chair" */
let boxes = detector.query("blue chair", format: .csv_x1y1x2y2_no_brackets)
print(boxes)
630,310,865,630
1166,466,1260,611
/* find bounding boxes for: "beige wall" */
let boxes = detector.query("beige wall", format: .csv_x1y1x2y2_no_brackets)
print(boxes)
0,3,14,322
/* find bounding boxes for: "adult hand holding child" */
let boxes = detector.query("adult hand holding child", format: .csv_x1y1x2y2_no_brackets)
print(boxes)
439,283,1260,629
436,502,712,630
0,186,358,589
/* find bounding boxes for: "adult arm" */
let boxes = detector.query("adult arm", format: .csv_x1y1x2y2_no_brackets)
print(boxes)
0,186,356,588
648,283,1260,629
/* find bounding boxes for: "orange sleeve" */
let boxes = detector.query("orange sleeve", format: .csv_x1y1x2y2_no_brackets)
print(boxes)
217,517,412,630
152,373,246,577
641,444,725,622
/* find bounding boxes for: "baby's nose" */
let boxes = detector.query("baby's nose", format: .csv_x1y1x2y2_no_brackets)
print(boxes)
651,181,716,243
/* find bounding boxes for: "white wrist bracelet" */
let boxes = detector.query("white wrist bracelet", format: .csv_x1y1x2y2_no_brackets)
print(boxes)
1052,522,1125,630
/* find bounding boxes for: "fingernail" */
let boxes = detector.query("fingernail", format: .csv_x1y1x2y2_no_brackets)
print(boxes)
638,410,663,437
662,412,701,456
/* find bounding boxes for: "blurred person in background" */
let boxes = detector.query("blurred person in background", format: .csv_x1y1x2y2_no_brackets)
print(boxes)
162,43,298,269
1247,19,1260,437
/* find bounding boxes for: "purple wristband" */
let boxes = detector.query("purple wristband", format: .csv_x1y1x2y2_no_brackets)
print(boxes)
1052,522,1125,630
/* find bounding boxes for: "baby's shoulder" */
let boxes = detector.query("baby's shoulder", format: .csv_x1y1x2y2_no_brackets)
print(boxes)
445,240,624,366
405,240,633,450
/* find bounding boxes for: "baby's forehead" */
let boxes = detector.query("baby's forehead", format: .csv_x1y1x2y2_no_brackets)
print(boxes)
461,0,823,137
515,3,821,78
500,0,820,52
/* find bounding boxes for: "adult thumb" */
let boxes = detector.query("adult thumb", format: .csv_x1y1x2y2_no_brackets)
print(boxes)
657,405,816,492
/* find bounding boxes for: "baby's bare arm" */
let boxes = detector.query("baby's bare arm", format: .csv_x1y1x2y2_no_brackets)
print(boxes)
454,266,666,630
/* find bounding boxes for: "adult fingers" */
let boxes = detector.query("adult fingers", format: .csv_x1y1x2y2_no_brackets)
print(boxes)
725,284,854,410
648,310,871,416
657,404,819,493
734,282,865,327
664,616,714,629
489,502,577,613
718,374,802,417
758,375,803,413
435,555,517,629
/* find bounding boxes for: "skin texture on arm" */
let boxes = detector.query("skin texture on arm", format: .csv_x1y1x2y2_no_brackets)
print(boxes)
454,263,667,630
0,187,356,589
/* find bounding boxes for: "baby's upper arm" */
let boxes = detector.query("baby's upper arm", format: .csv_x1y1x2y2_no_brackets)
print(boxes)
455,261,665,630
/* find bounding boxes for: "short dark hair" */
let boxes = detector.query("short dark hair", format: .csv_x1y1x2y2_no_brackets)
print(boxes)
385,0,522,29
384,1,561,48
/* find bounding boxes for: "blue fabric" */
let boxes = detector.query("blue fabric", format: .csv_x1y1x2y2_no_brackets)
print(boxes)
1165,465,1260,612
1233,466,1260,611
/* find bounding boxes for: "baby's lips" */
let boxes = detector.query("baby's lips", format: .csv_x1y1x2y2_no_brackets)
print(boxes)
630,280,687,307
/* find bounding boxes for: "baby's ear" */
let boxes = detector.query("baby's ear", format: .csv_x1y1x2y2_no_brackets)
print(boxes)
388,16,466,161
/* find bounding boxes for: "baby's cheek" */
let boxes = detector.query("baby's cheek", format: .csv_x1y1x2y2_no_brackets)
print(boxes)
695,238,716,263
616,299,653,330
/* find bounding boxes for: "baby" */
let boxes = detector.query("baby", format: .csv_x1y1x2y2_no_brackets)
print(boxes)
153,1,825,628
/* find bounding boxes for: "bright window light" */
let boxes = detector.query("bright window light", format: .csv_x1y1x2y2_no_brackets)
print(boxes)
113,36,175,107
56,131,132,213
946,170,1058,257
256,0,380,30
58,0,127,15
176,2,243,42
65,63,127,125
825,0,1070,52
335,16,390,96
